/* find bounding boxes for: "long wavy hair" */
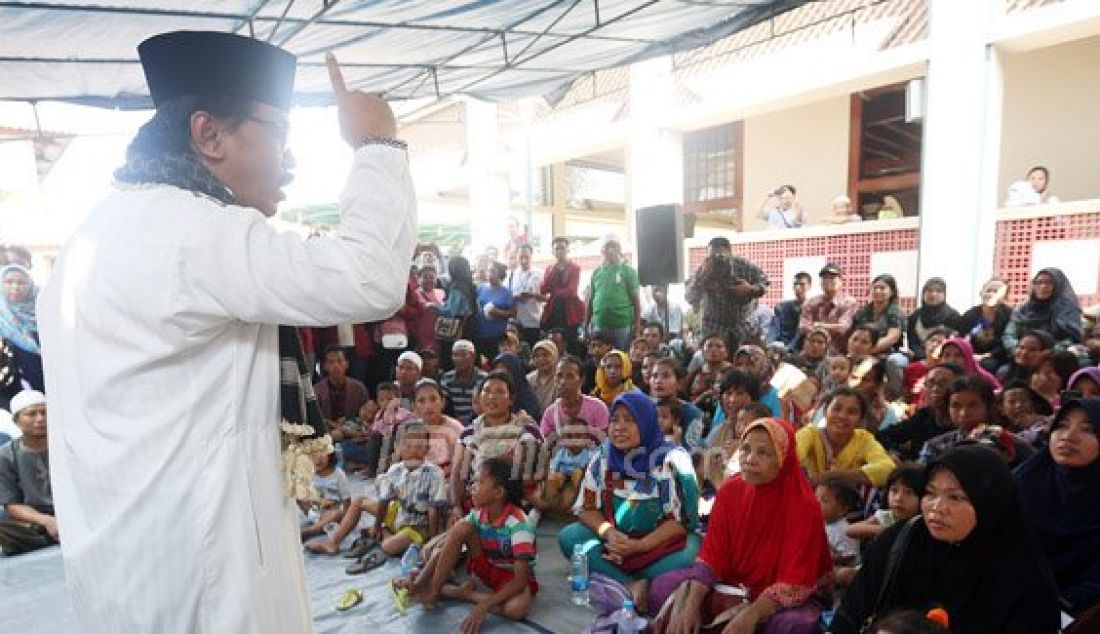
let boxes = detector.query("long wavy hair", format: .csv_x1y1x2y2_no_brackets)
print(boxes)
114,95,252,197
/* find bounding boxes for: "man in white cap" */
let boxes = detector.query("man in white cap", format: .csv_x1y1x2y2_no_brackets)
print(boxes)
37,31,416,633
0,390,55,556
395,350,423,410
585,234,641,351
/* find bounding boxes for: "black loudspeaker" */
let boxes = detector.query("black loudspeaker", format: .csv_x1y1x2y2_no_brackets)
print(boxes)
635,204,684,286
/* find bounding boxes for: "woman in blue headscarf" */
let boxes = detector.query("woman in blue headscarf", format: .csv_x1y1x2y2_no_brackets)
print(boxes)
0,265,43,391
557,390,700,614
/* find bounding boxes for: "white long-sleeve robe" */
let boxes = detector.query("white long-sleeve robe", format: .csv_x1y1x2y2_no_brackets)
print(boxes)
37,145,417,633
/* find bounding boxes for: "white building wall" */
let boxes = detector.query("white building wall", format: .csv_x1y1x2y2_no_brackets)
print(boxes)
742,96,851,232
999,34,1100,203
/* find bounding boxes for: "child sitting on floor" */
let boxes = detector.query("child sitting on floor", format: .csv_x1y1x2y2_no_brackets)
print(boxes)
400,458,537,630
536,419,595,515
369,381,415,474
816,478,862,569
307,423,447,569
656,399,684,447
338,399,379,476
299,443,351,542
846,463,926,542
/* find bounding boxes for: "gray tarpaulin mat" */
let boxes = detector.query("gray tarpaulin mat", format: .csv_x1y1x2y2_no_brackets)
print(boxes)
0,474,596,633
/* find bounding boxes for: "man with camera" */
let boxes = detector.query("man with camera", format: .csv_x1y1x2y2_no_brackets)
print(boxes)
757,184,804,229
685,236,769,351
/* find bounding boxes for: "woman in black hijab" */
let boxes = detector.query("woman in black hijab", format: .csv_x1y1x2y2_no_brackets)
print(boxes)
834,445,1061,633
907,278,961,360
1004,267,1083,352
1015,398,1100,616
492,352,544,420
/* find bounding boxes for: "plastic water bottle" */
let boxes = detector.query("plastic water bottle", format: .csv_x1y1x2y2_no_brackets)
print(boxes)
400,544,421,579
613,599,645,633
570,544,590,605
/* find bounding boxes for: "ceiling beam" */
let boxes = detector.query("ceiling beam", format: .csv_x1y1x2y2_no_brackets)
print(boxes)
444,0,661,100
0,55,571,75
0,1,661,44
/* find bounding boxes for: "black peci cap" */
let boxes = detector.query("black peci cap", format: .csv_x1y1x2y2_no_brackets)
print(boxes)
138,31,297,109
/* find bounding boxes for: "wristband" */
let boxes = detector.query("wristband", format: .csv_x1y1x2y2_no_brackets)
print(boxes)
597,521,612,538
356,136,408,151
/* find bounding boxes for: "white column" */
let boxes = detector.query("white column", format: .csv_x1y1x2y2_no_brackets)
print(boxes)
917,0,1003,308
465,97,512,256
626,55,683,254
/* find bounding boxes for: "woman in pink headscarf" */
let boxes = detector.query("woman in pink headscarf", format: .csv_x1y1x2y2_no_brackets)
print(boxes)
938,336,1002,391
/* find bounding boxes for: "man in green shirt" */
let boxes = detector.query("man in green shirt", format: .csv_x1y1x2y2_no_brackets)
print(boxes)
585,235,641,351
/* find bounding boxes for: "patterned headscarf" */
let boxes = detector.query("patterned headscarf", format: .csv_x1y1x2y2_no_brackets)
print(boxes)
735,344,774,385
0,265,39,354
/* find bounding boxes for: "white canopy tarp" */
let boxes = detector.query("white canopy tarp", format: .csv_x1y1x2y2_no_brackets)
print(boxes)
0,0,807,107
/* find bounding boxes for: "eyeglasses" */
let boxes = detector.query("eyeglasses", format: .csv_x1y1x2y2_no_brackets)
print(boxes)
245,114,291,148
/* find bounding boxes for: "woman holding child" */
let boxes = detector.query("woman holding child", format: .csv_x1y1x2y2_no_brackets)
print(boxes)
558,390,701,615
539,355,609,438
656,418,833,634
536,355,609,514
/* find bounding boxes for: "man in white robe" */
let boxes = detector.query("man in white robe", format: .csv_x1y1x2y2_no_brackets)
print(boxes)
37,31,415,633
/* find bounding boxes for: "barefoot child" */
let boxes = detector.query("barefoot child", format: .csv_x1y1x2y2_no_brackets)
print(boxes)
309,423,447,570
403,458,537,631
299,443,351,542
537,420,595,515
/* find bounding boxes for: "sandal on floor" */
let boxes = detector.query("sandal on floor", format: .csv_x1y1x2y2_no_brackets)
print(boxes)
345,547,388,575
335,588,363,612
343,536,379,559
391,581,411,616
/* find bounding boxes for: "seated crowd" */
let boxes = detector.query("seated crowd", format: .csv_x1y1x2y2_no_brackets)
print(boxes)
3,233,1100,634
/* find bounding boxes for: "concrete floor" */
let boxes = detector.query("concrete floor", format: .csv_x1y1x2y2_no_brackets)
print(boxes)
0,473,597,634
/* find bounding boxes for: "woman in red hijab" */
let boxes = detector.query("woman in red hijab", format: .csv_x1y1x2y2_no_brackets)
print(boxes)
654,418,833,633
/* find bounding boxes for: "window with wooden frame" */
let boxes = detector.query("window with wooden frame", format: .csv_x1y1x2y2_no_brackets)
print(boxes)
848,83,922,220
682,121,744,228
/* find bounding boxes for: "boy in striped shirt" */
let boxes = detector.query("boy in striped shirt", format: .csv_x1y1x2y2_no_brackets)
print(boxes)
400,458,537,630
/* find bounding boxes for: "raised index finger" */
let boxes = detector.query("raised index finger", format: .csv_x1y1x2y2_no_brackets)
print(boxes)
325,52,347,98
